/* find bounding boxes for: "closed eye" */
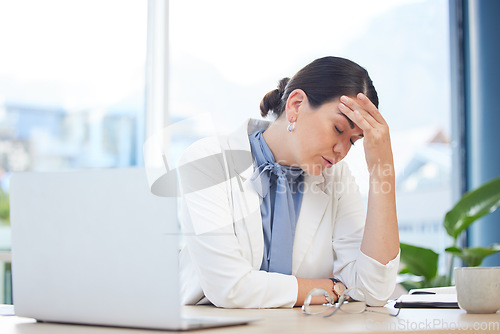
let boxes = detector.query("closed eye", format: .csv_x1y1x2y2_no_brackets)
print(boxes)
336,126,356,145
337,125,359,146
351,136,363,146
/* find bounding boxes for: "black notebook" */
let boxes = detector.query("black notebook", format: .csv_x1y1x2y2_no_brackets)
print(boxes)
395,287,459,309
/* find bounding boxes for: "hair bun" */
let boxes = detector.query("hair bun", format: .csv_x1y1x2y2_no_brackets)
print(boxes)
259,77,290,118
277,77,289,97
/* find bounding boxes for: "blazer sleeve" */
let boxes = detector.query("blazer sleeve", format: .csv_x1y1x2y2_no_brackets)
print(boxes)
178,137,298,308
331,162,400,306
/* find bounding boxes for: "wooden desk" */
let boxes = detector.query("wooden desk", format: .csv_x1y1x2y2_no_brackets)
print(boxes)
1,305,500,333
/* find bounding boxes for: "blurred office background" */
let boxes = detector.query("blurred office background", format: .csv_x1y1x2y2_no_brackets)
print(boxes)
1,0,499,304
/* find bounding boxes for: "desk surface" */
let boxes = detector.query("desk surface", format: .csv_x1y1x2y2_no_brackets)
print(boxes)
1,305,500,334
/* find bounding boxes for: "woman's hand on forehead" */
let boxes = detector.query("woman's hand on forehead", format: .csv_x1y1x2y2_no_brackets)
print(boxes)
337,93,394,170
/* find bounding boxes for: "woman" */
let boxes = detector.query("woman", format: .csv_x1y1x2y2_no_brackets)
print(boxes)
178,56,400,308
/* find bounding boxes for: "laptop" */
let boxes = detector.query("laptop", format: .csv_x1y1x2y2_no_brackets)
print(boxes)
10,168,255,330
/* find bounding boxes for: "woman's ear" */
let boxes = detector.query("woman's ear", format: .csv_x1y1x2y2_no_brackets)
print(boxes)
285,89,307,122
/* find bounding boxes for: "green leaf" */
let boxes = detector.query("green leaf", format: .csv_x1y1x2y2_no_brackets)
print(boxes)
445,246,500,267
430,275,452,287
444,176,500,239
400,243,438,282
398,267,412,275
444,246,461,255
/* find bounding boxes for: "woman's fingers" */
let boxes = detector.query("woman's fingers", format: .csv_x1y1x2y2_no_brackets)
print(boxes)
339,96,377,128
356,93,387,125
338,102,372,132
338,93,393,169
340,94,386,126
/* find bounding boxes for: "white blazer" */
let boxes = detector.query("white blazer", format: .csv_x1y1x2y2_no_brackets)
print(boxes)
178,118,399,308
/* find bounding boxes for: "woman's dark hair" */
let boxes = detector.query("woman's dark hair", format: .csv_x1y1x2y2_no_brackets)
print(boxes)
259,56,379,118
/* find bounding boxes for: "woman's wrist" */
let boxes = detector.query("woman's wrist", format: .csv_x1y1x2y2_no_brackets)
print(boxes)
329,277,346,301
295,277,338,306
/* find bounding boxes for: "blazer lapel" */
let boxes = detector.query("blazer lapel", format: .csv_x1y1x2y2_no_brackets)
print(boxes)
224,119,270,269
292,173,330,274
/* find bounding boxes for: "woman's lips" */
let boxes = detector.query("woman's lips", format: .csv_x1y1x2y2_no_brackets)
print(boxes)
322,156,333,168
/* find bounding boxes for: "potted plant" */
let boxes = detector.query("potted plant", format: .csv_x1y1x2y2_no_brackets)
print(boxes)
399,176,500,290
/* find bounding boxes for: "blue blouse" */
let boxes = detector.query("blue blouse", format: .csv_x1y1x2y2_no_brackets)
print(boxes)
248,130,304,275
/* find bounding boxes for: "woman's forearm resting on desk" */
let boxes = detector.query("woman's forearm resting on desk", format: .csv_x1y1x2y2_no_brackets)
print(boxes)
295,278,335,307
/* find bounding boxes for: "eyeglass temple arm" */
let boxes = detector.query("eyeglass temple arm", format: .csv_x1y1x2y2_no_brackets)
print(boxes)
322,304,341,318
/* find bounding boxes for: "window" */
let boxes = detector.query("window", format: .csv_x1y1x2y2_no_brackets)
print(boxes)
0,0,147,303
0,0,147,173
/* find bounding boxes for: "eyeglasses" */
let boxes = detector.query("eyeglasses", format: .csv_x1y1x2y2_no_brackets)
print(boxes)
302,287,401,318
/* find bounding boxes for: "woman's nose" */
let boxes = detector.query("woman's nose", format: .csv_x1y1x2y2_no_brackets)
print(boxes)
333,140,350,159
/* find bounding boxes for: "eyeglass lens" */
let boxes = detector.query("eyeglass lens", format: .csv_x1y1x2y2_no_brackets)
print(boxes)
302,287,367,316
302,287,401,317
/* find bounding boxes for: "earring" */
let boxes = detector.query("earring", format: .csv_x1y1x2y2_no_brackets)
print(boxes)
287,122,295,133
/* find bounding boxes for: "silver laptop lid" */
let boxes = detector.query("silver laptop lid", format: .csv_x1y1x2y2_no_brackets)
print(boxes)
10,168,182,329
